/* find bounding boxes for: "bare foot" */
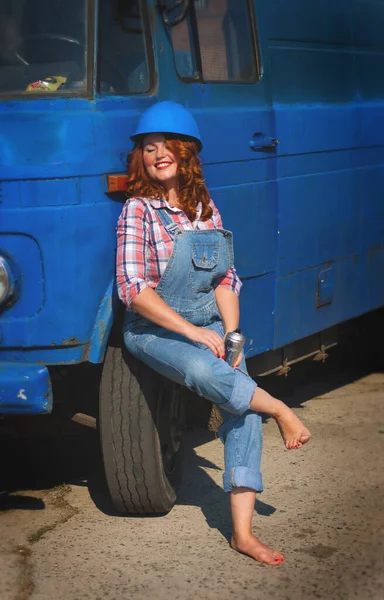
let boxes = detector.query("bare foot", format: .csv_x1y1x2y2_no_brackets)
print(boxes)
231,534,285,565
274,402,311,449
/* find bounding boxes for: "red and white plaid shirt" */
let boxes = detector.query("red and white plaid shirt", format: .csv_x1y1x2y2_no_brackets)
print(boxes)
116,197,242,309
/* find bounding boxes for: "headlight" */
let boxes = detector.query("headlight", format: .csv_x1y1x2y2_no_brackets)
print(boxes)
0,255,16,307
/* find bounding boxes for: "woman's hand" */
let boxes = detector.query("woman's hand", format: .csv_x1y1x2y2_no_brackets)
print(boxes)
185,325,225,358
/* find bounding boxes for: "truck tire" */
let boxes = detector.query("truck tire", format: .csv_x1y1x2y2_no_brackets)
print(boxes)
99,341,185,514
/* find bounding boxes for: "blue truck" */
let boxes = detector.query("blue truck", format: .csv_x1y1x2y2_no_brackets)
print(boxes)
1,0,383,513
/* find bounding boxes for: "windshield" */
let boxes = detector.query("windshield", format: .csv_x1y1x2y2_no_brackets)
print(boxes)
0,0,87,96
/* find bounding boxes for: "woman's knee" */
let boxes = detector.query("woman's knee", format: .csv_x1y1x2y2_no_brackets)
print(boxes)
123,330,141,358
184,357,215,393
184,359,249,416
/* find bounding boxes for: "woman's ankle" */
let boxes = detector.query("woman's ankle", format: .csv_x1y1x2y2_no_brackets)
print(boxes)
249,387,284,418
231,530,253,545
271,399,289,419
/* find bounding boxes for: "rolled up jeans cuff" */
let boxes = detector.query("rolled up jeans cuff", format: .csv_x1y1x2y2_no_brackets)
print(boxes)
219,368,257,415
223,466,264,493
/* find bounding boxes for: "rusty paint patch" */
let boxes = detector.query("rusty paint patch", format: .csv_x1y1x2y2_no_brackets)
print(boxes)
98,319,107,340
61,337,79,346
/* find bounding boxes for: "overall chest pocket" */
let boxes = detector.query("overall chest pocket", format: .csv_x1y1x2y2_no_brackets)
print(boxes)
188,243,221,293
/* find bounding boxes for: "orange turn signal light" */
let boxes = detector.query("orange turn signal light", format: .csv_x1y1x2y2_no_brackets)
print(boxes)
107,174,129,193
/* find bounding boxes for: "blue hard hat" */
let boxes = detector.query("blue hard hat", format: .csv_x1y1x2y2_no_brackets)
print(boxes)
130,101,202,150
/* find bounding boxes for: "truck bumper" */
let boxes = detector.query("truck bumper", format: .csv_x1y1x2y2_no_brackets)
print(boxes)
0,363,53,414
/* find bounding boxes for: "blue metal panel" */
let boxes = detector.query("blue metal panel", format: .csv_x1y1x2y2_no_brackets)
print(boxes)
276,148,384,181
197,105,276,165
269,43,356,106
265,0,352,44
240,273,276,356
20,178,80,207
355,55,384,102
0,181,20,208
266,0,384,348
359,104,384,147
0,197,119,349
268,41,360,157
351,1,384,47
211,182,277,279
0,346,86,365
204,157,279,188
359,166,384,253
274,257,361,349
273,104,360,156
0,178,80,207
0,362,52,414
0,98,153,181
277,169,360,278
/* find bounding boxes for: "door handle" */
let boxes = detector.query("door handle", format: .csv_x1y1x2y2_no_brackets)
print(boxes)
249,133,280,151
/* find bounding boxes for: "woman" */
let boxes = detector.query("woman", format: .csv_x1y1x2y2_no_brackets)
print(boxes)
116,101,310,566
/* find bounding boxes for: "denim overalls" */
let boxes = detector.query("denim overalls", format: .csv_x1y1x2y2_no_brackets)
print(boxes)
123,205,263,493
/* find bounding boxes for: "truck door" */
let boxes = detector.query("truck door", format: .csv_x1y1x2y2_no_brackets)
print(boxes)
265,0,384,348
155,0,278,358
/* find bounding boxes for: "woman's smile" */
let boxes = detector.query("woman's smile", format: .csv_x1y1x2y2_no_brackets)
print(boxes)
155,160,173,171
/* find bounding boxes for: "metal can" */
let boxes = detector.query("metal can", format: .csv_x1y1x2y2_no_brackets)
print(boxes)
224,329,246,367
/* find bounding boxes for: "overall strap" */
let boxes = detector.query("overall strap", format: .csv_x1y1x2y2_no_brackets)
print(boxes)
156,207,180,239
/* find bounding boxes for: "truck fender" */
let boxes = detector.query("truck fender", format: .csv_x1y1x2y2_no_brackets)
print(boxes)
87,280,120,364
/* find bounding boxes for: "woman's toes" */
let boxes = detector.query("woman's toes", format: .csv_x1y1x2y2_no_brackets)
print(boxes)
285,438,303,449
286,440,296,449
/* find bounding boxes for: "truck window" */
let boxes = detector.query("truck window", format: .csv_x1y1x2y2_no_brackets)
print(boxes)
171,0,260,82
99,0,154,94
0,0,87,96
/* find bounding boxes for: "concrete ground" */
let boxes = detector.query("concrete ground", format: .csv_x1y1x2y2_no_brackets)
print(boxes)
1,339,383,600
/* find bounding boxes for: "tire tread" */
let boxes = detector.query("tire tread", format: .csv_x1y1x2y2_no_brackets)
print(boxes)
100,343,176,514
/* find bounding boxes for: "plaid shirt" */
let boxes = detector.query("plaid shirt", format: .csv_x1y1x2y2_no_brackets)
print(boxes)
116,197,242,310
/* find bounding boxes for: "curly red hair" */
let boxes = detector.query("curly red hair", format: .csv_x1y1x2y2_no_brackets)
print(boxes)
125,135,212,222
